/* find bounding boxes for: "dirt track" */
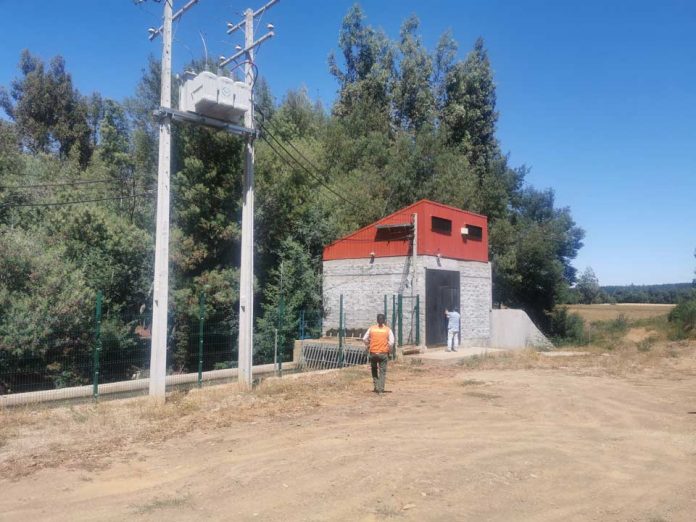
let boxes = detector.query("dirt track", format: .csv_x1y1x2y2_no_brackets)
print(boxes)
1,352,696,521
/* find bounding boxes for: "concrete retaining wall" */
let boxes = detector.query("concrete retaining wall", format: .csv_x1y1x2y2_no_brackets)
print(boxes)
490,309,552,350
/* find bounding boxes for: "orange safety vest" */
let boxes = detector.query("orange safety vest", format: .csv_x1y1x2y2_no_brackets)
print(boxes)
367,325,392,354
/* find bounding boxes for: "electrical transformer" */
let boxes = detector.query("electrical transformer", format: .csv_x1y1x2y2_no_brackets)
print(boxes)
179,71,251,125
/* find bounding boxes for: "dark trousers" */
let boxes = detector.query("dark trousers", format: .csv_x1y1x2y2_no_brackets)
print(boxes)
370,353,388,392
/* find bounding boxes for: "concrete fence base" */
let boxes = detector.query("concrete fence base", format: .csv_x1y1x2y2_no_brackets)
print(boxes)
0,362,296,407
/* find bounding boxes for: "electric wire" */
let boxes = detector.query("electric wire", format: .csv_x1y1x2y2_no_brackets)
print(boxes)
0,192,153,209
255,107,326,177
255,118,360,210
0,178,122,191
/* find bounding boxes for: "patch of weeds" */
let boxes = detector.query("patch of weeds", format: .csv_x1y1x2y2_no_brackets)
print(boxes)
608,313,629,333
460,379,486,386
668,327,689,341
463,391,500,400
373,501,403,518
69,406,89,424
166,391,200,416
589,315,631,350
133,494,191,515
636,337,655,352
460,354,484,369
406,358,427,372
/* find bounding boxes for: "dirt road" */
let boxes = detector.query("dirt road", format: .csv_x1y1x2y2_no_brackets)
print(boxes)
1,351,695,521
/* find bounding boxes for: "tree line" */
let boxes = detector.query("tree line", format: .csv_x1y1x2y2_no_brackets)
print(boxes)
0,5,585,390
564,267,694,304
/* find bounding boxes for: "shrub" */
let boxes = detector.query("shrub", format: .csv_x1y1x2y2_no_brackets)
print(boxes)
548,307,586,345
607,313,629,333
668,299,696,336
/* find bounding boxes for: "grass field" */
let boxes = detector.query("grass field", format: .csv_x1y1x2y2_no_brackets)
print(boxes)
564,303,675,323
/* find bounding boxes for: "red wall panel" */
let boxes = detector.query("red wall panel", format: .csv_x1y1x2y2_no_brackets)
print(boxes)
323,200,488,262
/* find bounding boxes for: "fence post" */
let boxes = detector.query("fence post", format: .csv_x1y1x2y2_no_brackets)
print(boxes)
397,293,403,348
415,294,420,346
92,291,103,401
384,295,387,319
338,294,344,368
391,294,396,333
277,295,285,375
198,292,205,388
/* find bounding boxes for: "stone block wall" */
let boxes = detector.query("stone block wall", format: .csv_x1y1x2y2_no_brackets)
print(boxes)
323,255,492,347
322,256,413,338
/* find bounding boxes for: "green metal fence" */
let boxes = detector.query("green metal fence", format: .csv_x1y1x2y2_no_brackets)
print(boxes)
0,289,421,404
0,291,243,403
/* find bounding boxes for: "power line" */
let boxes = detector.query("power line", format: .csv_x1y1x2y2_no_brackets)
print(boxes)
255,119,360,210
0,178,122,191
255,106,328,179
0,192,153,209
259,131,351,206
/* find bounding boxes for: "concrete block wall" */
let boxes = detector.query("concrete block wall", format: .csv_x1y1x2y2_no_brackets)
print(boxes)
415,256,492,347
323,255,492,347
322,256,414,338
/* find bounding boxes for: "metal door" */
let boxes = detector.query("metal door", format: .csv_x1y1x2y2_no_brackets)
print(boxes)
425,269,460,346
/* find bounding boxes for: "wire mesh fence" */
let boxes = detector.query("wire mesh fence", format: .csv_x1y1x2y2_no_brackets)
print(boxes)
1,291,419,404
0,292,248,404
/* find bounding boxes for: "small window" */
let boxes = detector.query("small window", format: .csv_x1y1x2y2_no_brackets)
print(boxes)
464,224,483,240
431,216,452,235
375,223,412,241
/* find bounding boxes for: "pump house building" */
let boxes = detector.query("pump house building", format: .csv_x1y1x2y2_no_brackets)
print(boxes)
322,200,492,347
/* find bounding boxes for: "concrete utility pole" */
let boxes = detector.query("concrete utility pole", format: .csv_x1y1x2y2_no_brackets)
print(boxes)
411,212,419,346
223,0,278,390
149,0,173,402
146,0,200,401
237,7,256,390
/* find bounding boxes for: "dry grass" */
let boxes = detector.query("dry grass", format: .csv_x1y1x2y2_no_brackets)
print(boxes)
2,333,694,482
456,340,696,379
0,368,367,479
132,494,192,515
565,303,674,323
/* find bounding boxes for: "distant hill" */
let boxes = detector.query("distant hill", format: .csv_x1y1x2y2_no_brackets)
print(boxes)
601,282,694,304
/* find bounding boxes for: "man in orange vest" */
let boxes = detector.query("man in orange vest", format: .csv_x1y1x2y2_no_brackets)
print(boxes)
362,313,395,394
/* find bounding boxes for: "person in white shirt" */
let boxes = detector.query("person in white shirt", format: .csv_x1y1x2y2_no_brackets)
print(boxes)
444,307,460,352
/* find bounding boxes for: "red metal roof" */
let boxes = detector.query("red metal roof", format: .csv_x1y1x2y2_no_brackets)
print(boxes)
323,200,488,262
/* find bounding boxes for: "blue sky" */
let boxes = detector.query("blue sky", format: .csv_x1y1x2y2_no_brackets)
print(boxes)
1,0,694,285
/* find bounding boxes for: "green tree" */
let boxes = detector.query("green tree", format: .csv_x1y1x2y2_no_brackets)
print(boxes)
329,4,395,134
255,238,322,362
491,187,584,327
0,50,93,166
393,15,435,131
442,37,498,169
0,228,93,391
576,267,602,304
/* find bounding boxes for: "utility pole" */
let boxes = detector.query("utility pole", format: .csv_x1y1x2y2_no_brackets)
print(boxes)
149,0,173,402
146,0,200,401
411,212,420,347
222,0,278,390
237,8,256,390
